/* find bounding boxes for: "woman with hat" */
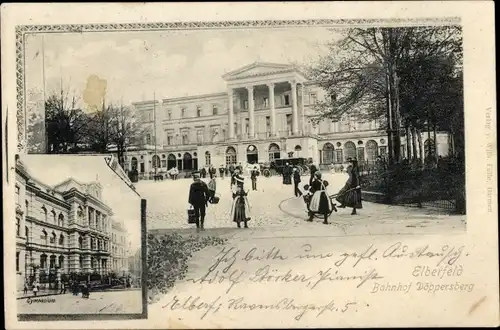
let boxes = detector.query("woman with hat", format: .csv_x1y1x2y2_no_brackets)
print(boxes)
230,173,251,228
336,158,362,215
307,171,336,224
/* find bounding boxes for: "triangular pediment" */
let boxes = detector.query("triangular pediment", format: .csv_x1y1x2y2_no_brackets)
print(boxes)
222,62,296,81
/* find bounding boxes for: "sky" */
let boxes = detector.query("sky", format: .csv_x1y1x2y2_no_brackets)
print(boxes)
20,155,142,255
24,27,338,111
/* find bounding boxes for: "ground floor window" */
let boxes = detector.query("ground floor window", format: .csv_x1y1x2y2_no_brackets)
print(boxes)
225,147,237,165
357,147,365,163
268,143,280,161
336,149,343,163
205,151,211,166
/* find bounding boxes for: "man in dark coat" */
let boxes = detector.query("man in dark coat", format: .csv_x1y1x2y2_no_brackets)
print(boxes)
188,171,210,232
293,167,302,197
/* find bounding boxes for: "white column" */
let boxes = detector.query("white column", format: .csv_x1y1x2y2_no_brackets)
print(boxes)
298,83,305,135
268,83,276,136
247,86,255,138
228,88,234,139
290,81,299,135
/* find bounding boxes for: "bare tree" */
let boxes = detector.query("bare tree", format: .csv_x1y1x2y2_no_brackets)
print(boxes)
108,104,150,169
45,85,89,153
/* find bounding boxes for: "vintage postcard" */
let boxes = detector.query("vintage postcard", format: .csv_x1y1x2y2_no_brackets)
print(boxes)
2,1,498,329
12,154,147,321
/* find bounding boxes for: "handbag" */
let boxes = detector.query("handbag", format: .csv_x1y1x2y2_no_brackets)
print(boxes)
187,205,196,224
210,193,220,204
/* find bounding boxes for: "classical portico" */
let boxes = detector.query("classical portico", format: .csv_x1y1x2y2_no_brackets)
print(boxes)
222,62,308,140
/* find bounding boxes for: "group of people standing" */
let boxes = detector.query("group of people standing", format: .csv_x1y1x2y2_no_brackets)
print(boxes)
301,158,363,225
188,163,253,232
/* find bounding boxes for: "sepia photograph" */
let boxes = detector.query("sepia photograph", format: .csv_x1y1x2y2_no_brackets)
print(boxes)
14,154,146,320
3,1,497,329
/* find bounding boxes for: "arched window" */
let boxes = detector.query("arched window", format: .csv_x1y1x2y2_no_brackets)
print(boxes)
59,234,65,246
58,214,64,227
78,235,83,249
366,140,379,162
51,210,56,223
50,231,56,244
77,206,84,223
131,157,138,171
58,255,64,269
183,152,193,170
41,229,48,245
246,145,258,164
268,143,280,161
25,200,29,216
49,255,56,269
225,147,237,165
322,143,335,164
205,151,211,166
40,254,47,269
167,154,176,169
344,141,357,161
42,206,48,222
152,154,161,168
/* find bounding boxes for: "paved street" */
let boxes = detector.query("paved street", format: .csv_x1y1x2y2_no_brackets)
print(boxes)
17,289,142,314
137,172,466,235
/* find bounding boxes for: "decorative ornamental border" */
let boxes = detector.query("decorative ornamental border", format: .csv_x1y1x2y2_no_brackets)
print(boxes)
15,17,461,153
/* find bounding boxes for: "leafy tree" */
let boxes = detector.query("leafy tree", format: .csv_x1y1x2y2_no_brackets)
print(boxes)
307,26,462,164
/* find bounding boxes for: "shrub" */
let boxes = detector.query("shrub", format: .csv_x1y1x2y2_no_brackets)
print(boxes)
147,233,227,304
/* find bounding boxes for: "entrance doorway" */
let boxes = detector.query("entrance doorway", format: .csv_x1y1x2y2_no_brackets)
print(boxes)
246,145,258,164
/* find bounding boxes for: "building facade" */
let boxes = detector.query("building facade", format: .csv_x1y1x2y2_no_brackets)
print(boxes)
125,62,450,174
15,158,127,290
111,220,129,275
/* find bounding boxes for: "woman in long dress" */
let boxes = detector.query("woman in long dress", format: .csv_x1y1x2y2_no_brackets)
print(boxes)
336,158,363,215
230,175,251,228
307,171,336,224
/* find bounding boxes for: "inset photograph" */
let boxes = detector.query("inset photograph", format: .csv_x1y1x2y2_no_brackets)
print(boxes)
15,155,146,320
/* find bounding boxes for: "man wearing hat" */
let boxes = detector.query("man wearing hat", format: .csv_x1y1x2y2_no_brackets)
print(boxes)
188,171,210,232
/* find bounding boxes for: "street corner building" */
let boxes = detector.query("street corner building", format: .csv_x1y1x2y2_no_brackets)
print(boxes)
15,158,131,291
122,62,451,177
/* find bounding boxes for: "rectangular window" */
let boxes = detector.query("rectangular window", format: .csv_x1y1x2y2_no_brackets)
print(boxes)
245,118,249,134
161,160,167,167
336,149,343,163
263,97,269,108
167,135,173,145
167,109,172,120
286,114,292,133
15,186,20,204
212,105,218,115
234,123,238,135
196,106,202,117
181,107,186,118
148,111,153,121
16,252,20,272
243,100,248,110
197,129,204,143
284,94,290,106
16,218,20,237
146,134,151,145
266,116,271,132
182,132,189,144
310,93,317,104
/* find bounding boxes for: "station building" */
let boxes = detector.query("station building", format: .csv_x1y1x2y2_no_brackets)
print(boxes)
125,62,449,175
